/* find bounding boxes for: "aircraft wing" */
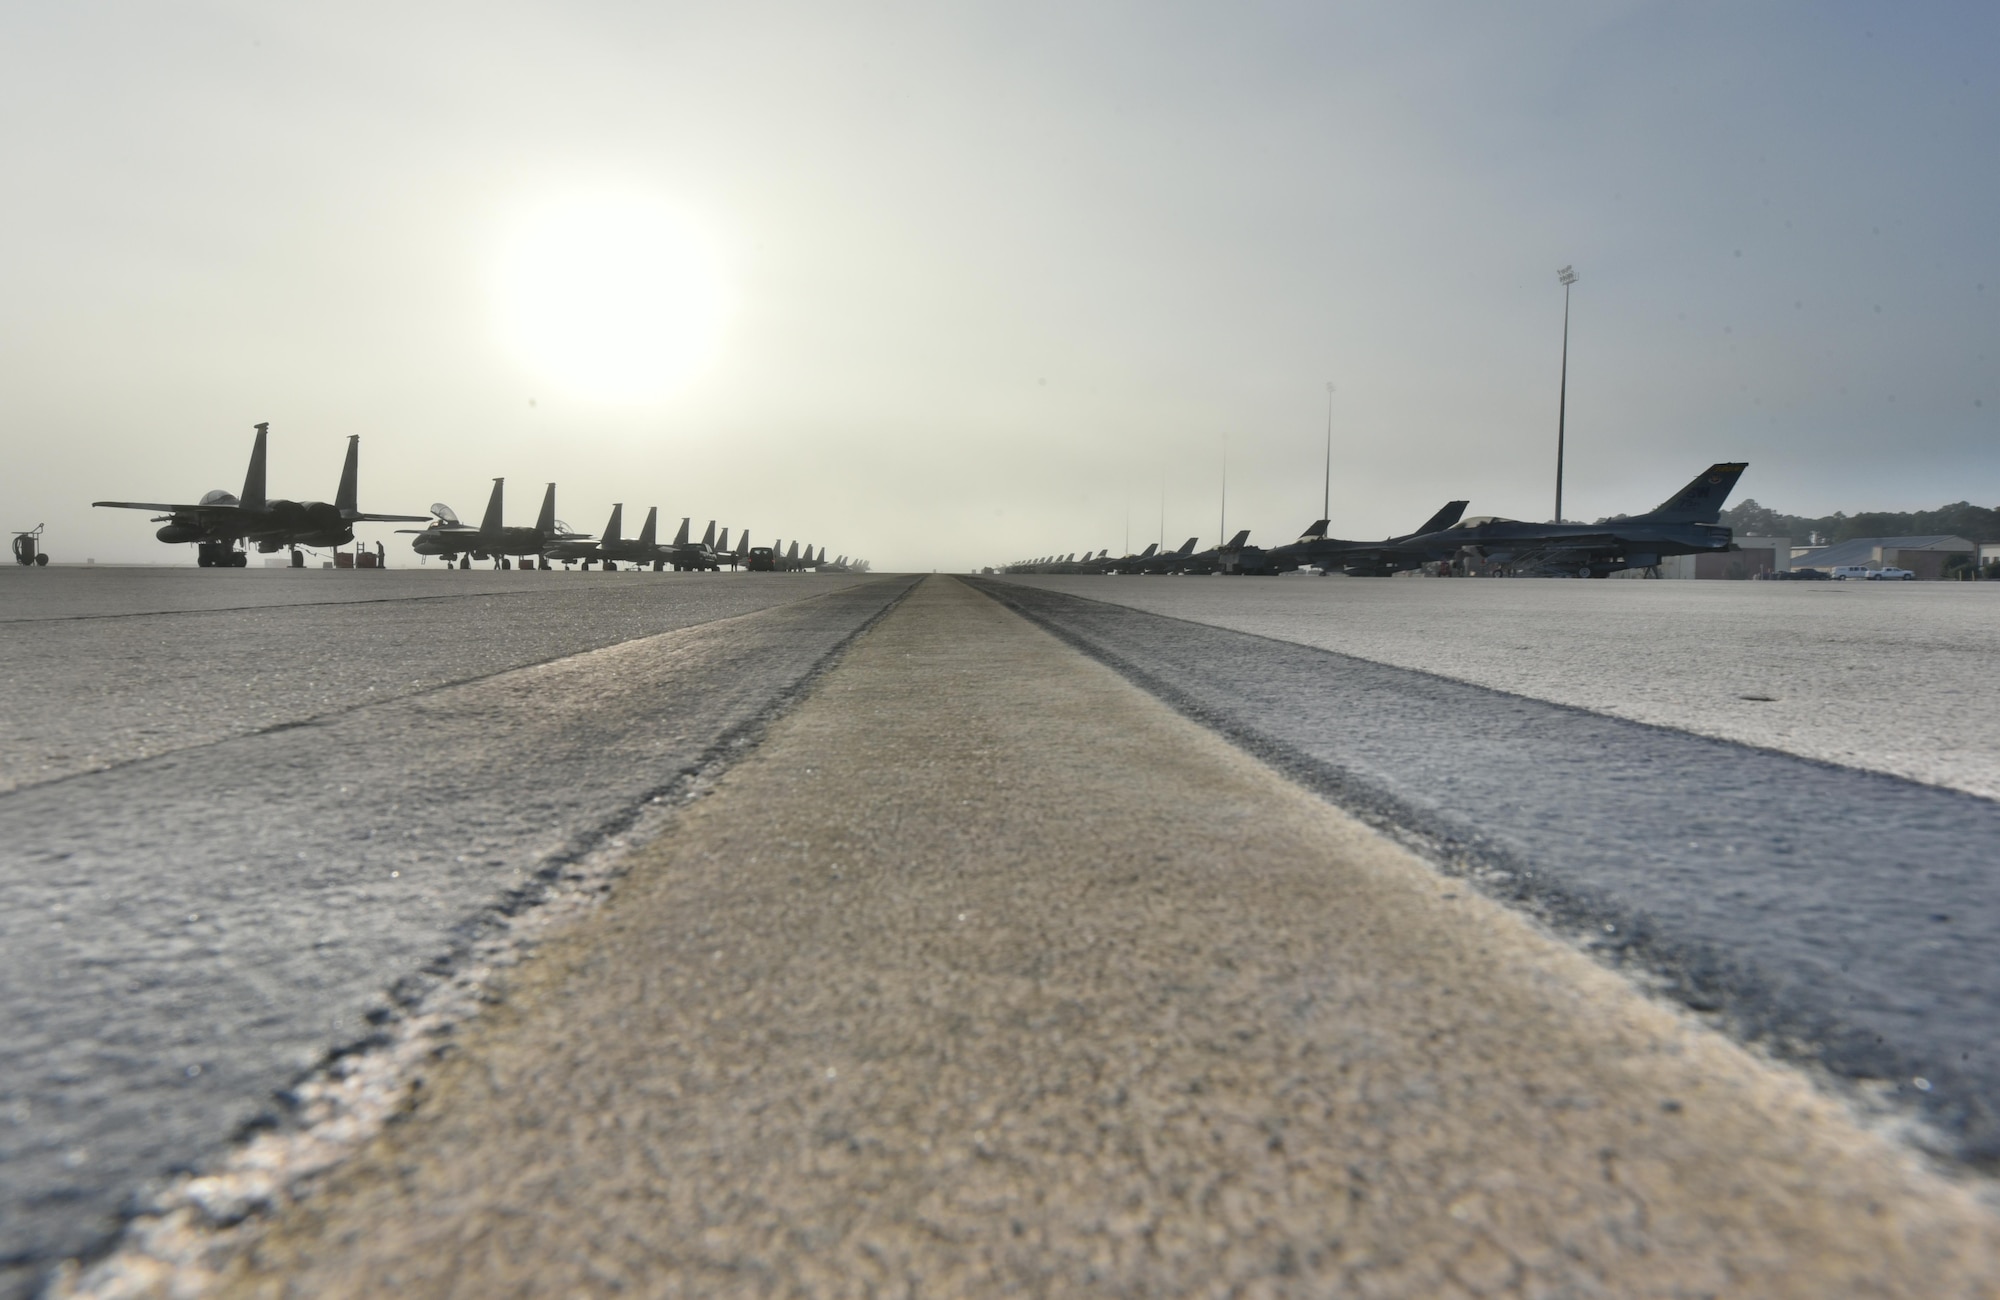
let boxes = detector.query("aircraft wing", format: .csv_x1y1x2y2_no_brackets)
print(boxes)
92,500,236,513
345,511,437,523
395,524,480,534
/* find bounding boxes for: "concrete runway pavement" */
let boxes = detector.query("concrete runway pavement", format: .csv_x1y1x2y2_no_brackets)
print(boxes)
977,578,2000,1160
1005,574,2000,801
0,573,913,1299
198,577,2000,1297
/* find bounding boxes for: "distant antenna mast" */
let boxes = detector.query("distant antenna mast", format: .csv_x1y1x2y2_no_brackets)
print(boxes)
1555,265,1578,523
1323,381,1335,520
1159,470,1165,551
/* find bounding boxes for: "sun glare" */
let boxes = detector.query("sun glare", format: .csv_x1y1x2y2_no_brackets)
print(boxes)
495,195,728,402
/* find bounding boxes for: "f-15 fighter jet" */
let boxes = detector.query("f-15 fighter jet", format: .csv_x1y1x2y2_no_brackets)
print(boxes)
95,423,429,567
401,480,589,569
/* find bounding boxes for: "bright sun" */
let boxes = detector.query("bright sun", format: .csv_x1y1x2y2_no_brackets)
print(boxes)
495,195,728,402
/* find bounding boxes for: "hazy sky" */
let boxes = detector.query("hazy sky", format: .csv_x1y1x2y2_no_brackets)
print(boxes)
5,2,1995,570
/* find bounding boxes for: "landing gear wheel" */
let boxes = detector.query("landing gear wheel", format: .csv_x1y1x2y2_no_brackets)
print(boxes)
538,558,550,570
1578,566,1592,578
231,550,248,567
35,553,48,566
459,556,471,570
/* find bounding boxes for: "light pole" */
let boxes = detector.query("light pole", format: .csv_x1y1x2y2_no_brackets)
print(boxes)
1323,382,1335,520
1219,436,1228,546
1555,265,1578,523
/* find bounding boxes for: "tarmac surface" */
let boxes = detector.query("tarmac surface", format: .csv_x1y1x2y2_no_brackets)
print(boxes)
1004,574,2000,801
977,578,2000,1158
9,569,2000,1295
0,568,873,794
0,569,912,1298
202,577,2000,1297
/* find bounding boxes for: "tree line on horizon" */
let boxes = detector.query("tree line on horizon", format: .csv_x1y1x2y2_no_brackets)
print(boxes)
1716,499,2000,546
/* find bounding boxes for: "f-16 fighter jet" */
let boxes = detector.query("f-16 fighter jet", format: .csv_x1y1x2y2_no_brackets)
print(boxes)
401,480,589,569
1274,500,1471,577
1126,537,1199,575
1399,463,1746,578
1172,530,1253,576
95,423,429,567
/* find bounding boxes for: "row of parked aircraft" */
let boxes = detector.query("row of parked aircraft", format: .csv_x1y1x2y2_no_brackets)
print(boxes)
93,425,864,573
1003,462,1748,579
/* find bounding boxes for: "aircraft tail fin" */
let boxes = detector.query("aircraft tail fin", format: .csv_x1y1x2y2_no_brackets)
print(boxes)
702,521,716,549
735,531,749,555
1411,500,1470,536
1293,519,1329,544
333,434,361,515
787,541,800,560
717,526,730,552
673,516,691,547
637,507,659,548
1225,529,1251,549
602,504,624,544
479,479,505,533
242,423,270,511
1138,542,1158,558
1178,536,1199,555
535,483,556,534
1636,463,1748,524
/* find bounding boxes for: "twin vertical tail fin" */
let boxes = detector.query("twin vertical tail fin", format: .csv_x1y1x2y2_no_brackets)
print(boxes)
673,517,692,547
602,504,624,545
637,507,659,549
242,423,271,511
479,479,506,534
333,434,360,516
1637,463,1748,524
535,483,557,535
703,521,717,549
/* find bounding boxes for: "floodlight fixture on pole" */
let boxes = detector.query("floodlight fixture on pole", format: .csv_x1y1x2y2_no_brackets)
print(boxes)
1323,382,1335,521
1555,265,1578,523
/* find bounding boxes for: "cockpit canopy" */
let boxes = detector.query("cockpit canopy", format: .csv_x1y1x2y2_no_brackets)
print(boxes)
430,503,461,525
198,489,239,506
1449,516,1509,528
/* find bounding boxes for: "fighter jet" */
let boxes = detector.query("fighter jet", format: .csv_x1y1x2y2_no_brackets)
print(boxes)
544,504,663,570
1136,537,1202,574
1171,530,1253,575
95,423,429,567
1104,542,1159,575
1276,500,1472,576
400,480,588,570
1399,463,1746,578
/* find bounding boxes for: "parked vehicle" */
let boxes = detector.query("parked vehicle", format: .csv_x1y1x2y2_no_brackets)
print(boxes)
1829,566,1873,580
1865,567,1916,580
